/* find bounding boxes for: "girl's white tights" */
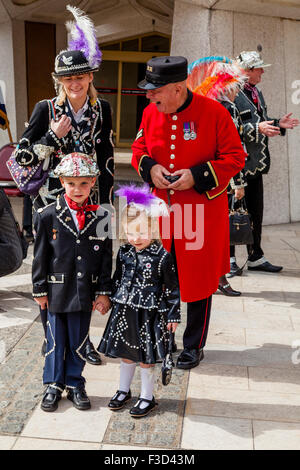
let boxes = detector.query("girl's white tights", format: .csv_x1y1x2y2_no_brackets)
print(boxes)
138,366,155,409
117,361,137,401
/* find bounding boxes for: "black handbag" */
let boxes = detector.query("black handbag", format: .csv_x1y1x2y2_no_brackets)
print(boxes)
229,196,253,246
161,331,175,386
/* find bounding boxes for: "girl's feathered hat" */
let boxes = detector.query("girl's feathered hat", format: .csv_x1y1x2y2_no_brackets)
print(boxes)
187,56,247,101
116,184,169,218
53,5,102,77
54,152,99,177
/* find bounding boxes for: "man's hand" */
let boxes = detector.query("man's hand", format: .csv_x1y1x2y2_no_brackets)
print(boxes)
235,187,245,200
50,115,72,139
150,164,171,189
258,121,280,137
167,169,195,191
279,113,300,129
34,295,48,309
93,295,111,315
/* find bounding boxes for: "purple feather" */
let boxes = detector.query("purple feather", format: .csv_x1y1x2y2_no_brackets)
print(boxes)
68,24,102,67
116,184,156,206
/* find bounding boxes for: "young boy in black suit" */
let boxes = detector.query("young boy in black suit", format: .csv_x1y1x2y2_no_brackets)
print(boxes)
33,152,112,412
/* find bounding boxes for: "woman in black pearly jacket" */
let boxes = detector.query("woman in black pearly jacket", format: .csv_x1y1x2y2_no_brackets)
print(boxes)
15,7,114,366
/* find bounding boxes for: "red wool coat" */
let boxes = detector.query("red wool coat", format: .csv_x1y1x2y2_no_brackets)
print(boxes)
132,93,246,302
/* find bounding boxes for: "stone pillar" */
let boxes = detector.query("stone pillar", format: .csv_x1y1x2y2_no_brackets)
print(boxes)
0,20,17,146
12,20,27,141
171,0,210,62
0,19,27,147
171,2,297,224
283,19,300,223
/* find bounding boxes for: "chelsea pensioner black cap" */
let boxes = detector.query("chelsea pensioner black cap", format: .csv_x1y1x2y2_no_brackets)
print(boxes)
138,56,188,90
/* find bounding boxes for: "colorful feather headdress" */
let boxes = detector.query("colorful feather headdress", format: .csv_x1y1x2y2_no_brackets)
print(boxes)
187,56,247,101
66,4,102,69
116,184,169,218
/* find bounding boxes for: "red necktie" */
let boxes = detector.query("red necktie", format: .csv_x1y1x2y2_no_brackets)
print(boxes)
244,83,261,111
65,194,99,230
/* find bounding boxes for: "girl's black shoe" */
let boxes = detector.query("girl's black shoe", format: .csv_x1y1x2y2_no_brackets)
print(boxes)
129,396,158,418
108,389,131,410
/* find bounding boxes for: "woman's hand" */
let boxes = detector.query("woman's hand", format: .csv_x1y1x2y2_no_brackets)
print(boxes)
50,115,72,139
234,187,245,200
167,322,179,333
34,295,48,309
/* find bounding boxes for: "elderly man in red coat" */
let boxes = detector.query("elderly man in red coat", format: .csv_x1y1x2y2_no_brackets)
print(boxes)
131,56,246,369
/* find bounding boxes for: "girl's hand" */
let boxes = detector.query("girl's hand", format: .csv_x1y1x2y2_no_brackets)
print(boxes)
34,295,48,309
93,295,111,315
167,322,178,333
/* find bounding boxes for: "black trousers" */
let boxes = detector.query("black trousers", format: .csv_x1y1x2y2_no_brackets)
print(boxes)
171,241,212,350
230,174,264,262
22,195,33,230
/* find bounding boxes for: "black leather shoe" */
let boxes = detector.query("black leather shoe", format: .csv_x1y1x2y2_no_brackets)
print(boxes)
248,260,283,273
23,228,34,243
230,261,243,276
67,386,91,410
176,348,204,369
218,283,241,296
41,339,47,357
108,389,132,411
41,384,63,412
85,340,102,365
130,396,158,418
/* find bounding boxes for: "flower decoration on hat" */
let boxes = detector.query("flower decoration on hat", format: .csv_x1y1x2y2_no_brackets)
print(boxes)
116,184,169,218
54,152,100,177
187,56,247,101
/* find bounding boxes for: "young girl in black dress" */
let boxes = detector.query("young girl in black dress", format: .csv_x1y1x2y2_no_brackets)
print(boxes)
98,184,180,418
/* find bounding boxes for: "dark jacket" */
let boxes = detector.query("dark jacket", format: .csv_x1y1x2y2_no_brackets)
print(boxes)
234,89,285,179
15,97,114,210
220,99,247,189
112,242,181,323
32,194,112,313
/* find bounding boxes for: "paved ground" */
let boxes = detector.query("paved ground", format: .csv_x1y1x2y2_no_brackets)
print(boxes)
0,222,300,450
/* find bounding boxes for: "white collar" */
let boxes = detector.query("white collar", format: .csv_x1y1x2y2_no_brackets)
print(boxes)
67,97,89,121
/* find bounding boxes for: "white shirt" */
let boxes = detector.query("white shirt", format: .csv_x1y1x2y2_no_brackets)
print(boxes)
67,97,89,124
65,196,80,231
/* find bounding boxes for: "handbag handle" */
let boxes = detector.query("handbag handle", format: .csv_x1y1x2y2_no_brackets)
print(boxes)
168,330,174,355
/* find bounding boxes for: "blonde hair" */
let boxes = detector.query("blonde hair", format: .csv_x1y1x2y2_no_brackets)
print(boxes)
119,206,161,245
52,74,98,106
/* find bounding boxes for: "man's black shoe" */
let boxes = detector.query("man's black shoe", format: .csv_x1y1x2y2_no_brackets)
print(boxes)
218,283,241,297
248,259,283,273
108,389,132,411
67,386,91,410
130,396,158,418
41,384,63,412
86,340,102,365
230,261,243,276
176,348,204,370
23,228,34,243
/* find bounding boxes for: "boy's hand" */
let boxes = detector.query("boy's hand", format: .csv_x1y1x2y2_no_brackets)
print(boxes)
93,295,111,315
167,322,178,333
34,295,48,309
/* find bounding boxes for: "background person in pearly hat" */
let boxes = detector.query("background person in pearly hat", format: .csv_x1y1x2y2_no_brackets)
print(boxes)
234,50,299,273
131,56,246,370
15,5,114,366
